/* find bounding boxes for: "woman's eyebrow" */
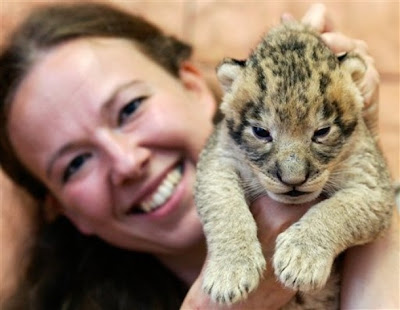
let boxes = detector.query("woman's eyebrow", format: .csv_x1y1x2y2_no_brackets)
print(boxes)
100,80,143,116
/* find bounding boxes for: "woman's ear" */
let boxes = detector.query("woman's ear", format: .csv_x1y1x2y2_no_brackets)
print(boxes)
44,194,93,235
178,62,217,119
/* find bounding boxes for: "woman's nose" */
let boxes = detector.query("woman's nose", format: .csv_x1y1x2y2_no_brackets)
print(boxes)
110,145,151,185
98,130,150,185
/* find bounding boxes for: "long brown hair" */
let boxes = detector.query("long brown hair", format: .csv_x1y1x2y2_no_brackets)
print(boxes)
0,2,192,200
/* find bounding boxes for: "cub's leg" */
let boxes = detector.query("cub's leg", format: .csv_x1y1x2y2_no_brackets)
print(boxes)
273,186,393,292
195,133,266,304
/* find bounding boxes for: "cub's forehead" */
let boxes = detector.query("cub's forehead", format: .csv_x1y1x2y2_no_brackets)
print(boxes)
228,75,344,130
251,29,335,66
244,25,338,88
238,30,342,109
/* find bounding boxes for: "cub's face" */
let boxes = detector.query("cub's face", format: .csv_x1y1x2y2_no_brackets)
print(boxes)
217,24,365,204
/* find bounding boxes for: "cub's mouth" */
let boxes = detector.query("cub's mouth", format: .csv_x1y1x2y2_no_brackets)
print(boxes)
268,188,321,204
283,189,309,197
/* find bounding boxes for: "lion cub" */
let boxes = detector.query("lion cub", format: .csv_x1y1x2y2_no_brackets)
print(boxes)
195,22,394,309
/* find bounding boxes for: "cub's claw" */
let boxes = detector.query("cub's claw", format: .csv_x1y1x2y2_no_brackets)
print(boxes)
203,251,266,304
273,226,334,292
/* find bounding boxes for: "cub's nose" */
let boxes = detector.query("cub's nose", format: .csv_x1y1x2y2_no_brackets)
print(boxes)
276,170,309,186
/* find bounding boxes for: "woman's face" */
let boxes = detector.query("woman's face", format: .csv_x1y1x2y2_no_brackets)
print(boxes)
8,38,216,255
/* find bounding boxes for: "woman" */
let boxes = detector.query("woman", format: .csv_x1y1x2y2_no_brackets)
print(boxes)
0,3,398,309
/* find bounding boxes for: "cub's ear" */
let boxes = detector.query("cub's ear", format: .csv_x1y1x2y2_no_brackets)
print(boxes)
338,52,366,84
216,58,246,93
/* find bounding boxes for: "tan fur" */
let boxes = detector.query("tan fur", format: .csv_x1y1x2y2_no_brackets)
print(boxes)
195,22,394,308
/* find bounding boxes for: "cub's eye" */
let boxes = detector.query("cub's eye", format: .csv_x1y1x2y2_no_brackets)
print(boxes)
252,126,272,142
63,153,92,183
313,126,331,141
118,96,146,125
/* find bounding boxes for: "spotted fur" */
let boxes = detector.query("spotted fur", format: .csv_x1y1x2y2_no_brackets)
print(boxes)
195,22,394,308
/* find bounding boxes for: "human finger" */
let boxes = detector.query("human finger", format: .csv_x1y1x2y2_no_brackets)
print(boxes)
301,3,334,33
181,268,218,310
250,195,316,258
321,32,367,54
321,32,380,135
280,12,295,23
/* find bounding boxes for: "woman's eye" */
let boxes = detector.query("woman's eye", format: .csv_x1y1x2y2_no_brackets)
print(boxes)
313,126,331,141
252,126,272,142
63,153,92,183
118,96,146,125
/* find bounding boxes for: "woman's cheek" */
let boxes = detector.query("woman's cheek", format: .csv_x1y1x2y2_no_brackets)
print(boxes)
63,169,110,219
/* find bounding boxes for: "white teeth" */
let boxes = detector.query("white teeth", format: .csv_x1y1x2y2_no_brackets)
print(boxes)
139,166,182,213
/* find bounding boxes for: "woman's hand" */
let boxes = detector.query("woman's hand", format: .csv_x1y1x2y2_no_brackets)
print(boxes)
299,3,380,136
341,209,400,309
181,196,315,310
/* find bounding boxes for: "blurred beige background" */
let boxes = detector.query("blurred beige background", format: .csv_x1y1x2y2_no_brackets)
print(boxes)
1,0,399,301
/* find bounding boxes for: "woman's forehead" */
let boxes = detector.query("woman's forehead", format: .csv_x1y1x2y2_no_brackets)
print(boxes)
9,38,157,120
22,37,146,89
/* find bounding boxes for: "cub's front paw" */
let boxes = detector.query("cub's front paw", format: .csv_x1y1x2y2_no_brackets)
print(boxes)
202,251,266,304
273,225,335,292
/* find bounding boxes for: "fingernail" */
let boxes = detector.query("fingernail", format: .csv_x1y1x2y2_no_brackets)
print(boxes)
281,13,294,22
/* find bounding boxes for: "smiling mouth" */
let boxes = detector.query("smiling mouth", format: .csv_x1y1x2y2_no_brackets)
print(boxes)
283,189,309,197
129,164,183,215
